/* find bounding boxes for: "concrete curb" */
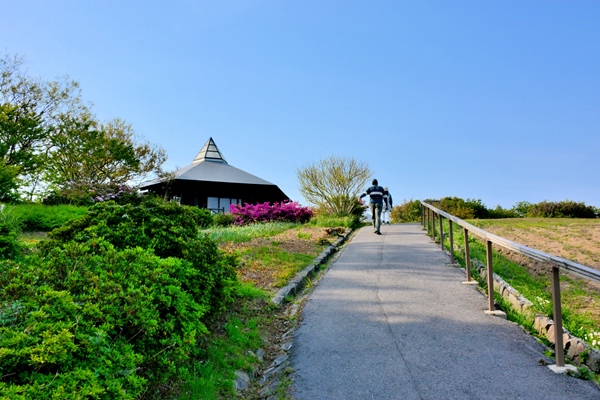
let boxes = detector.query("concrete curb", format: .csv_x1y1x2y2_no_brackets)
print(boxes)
271,228,354,306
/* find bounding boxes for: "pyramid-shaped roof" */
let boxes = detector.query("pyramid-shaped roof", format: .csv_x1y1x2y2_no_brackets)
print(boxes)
192,137,227,164
142,137,276,187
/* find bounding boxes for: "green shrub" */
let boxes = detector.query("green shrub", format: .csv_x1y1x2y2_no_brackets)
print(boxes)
47,197,213,258
0,196,236,397
0,238,235,398
0,206,22,259
438,197,488,219
512,201,533,218
486,205,518,219
213,212,236,227
7,204,88,232
391,199,421,222
528,200,598,218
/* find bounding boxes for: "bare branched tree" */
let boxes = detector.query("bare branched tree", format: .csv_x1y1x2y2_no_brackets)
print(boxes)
297,155,372,216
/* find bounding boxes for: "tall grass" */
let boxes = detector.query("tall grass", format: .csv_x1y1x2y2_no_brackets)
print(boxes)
308,214,360,229
204,221,300,243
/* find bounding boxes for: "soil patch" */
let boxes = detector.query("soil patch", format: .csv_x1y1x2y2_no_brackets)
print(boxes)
220,226,343,291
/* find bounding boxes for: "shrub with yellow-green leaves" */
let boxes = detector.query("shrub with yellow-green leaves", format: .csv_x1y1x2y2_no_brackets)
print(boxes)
0,198,237,398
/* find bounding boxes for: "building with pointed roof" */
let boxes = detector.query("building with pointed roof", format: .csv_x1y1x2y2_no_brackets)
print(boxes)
141,138,289,212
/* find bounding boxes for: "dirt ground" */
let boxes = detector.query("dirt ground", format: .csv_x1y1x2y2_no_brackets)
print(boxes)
482,221,600,318
483,221,600,270
220,226,345,291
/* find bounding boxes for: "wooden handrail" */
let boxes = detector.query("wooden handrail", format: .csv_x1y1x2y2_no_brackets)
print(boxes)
420,200,600,369
421,201,600,284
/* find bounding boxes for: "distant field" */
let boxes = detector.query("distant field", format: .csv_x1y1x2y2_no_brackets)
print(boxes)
470,218,600,270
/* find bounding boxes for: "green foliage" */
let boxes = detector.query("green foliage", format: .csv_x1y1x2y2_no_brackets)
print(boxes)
1,53,166,202
0,159,20,202
486,204,518,219
427,197,598,220
7,203,88,232
391,198,421,222
181,315,263,399
44,116,166,203
213,212,236,227
437,197,488,219
1,196,238,398
0,206,22,259
308,213,360,229
513,201,534,218
297,155,372,216
205,222,299,244
0,239,227,398
47,197,213,258
528,200,598,218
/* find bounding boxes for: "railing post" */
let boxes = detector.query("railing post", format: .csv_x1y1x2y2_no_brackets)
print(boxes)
486,240,495,312
551,266,565,367
438,214,444,250
448,220,454,264
463,228,472,281
431,210,436,242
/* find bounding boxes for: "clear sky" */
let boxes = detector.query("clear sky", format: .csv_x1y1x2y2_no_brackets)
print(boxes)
2,0,599,208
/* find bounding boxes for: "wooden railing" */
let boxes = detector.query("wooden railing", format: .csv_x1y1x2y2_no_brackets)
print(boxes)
420,201,600,368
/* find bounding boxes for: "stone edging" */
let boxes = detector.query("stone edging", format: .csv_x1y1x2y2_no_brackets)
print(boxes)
235,228,354,396
471,259,600,373
271,228,354,306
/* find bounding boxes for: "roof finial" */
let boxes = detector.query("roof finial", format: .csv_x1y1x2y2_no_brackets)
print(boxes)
193,137,227,164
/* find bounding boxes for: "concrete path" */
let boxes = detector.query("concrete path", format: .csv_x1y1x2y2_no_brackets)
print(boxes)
290,223,600,399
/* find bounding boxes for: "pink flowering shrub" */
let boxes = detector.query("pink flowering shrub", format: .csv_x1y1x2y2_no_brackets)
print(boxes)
230,201,313,225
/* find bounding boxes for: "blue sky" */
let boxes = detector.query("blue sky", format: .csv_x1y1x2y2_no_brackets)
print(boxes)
2,0,599,208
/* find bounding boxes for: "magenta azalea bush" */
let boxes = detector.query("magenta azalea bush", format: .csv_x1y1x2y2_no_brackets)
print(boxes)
230,201,313,225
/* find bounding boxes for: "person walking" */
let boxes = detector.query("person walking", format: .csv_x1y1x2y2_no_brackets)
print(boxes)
359,179,385,235
382,187,393,224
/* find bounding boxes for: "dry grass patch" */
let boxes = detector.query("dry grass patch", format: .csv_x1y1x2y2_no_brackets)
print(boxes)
220,226,338,291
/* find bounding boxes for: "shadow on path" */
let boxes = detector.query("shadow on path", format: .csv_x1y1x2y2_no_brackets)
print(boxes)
290,224,600,400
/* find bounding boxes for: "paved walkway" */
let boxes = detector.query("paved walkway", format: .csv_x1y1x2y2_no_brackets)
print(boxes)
290,223,600,399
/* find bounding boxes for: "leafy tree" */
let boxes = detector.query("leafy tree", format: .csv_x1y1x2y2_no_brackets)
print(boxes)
43,115,166,202
297,155,372,216
1,53,87,200
512,201,533,218
0,53,166,202
0,159,20,202
0,101,48,200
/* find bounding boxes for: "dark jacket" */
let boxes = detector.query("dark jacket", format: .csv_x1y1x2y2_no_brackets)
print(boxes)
360,185,385,204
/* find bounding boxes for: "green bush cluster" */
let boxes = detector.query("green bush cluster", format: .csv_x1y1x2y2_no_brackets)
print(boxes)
390,199,421,222
0,197,238,398
48,197,213,258
528,200,598,218
212,212,236,227
435,197,489,219
426,197,598,220
7,204,88,232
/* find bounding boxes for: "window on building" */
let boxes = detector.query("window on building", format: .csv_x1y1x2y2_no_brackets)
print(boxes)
207,197,242,214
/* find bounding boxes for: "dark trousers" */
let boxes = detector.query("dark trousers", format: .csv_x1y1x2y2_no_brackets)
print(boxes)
370,202,383,233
